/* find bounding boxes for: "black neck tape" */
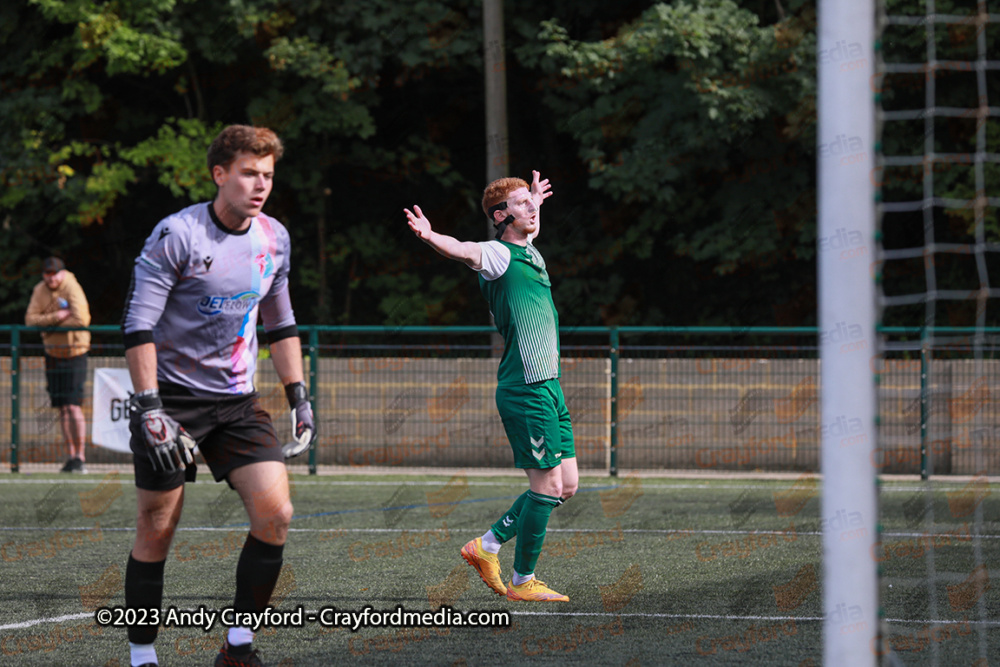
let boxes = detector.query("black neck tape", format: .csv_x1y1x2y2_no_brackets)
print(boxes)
488,202,513,240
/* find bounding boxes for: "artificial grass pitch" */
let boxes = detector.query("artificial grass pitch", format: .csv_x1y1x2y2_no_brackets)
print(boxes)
0,472,996,665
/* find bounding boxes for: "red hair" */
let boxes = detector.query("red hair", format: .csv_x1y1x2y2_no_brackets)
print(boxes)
481,177,528,217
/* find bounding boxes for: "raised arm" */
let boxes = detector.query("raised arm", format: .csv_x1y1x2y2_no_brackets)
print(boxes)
529,170,552,241
405,204,483,269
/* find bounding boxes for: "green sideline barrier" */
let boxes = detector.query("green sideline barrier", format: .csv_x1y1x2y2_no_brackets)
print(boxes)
2,325,998,477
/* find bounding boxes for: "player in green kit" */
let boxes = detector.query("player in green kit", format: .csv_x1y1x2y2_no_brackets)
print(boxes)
404,171,577,602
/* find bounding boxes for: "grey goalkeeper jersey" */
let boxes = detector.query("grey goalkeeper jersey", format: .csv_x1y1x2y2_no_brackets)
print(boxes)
122,202,297,396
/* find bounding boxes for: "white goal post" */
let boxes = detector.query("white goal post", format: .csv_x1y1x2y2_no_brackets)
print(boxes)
818,1,878,665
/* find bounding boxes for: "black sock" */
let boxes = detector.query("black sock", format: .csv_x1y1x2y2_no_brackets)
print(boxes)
124,553,165,645
234,533,284,614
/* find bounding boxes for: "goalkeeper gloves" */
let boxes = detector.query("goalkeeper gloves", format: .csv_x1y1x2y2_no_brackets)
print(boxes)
129,389,196,472
283,381,316,459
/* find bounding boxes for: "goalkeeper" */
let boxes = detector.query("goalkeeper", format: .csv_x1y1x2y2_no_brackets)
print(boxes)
120,125,315,667
405,171,577,602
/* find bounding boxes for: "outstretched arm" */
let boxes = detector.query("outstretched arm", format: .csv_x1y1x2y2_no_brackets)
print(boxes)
529,170,552,241
405,204,483,269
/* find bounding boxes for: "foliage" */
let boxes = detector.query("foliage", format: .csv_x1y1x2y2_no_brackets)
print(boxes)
511,0,818,326
11,0,968,330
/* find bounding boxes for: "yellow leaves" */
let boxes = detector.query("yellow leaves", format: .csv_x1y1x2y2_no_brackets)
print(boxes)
77,11,124,50
56,164,74,189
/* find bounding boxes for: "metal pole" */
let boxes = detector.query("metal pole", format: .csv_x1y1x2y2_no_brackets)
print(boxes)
483,0,509,356
920,332,929,480
609,327,619,477
10,326,19,473
308,327,318,475
483,0,509,206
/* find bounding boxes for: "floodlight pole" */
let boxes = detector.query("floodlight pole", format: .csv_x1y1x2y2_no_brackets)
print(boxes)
483,0,508,356
483,0,509,230
818,1,878,665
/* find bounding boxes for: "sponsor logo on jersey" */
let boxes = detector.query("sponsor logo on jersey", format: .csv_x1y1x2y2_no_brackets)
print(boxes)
526,244,546,269
197,291,261,316
525,245,550,282
255,252,275,278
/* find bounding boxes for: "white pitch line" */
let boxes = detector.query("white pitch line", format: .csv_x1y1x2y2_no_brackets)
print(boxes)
513,612,1000,627
884,618,1000,627
0,526,716,534
4,610,999,633
0,478,990,493
881,530,1000,539
1,610,810,632
0,479,133,485
1,525,999,540
0,479,691,489
0,478,618,490
0,526,813,535
0,612,92,631
511,611,821,621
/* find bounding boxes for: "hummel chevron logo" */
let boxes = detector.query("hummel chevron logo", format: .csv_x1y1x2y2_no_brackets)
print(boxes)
502,515,513,527
158,227,171,241
530,436,545,460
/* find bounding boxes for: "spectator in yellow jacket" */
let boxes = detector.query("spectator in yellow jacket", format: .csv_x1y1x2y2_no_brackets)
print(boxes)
25,257,92,473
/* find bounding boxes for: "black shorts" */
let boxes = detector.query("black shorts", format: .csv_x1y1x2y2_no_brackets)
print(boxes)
45,353,88,407
130,384,283,491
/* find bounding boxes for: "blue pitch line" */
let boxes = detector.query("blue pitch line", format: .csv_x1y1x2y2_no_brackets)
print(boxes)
218,484,621,529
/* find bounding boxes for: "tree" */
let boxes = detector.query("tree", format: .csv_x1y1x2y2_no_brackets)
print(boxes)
2,0,874,331
0,0,484,326
513,0,818,325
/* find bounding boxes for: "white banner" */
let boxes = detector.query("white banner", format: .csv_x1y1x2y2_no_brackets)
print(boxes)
91,368,134,453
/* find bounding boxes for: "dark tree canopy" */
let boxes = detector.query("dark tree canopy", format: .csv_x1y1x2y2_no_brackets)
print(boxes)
4,0,919,331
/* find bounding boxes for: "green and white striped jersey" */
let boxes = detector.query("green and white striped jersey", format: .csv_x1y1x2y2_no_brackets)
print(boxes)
477,240,560,386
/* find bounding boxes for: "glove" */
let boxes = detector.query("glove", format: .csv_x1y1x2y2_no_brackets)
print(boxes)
129,389,196,472
283,381,316,459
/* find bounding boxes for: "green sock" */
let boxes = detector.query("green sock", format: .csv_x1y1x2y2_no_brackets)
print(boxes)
490,491,529,543
512,490,561,576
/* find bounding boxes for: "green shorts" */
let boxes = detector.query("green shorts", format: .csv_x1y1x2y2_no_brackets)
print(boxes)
496,378,575,469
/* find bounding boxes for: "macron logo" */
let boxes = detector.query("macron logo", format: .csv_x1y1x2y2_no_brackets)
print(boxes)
503,516,513,527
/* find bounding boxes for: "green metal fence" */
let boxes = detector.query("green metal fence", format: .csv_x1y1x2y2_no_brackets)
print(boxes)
2,325,998,476
879,327,1000,479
